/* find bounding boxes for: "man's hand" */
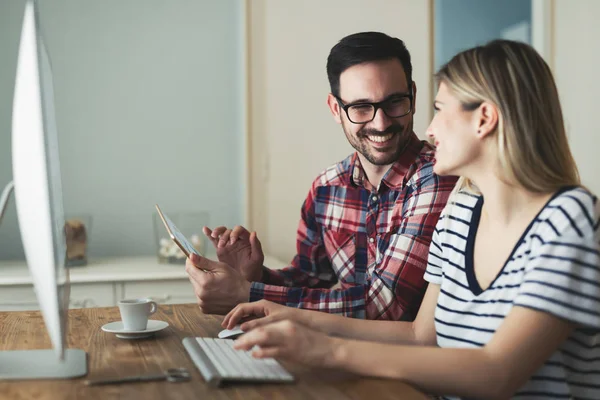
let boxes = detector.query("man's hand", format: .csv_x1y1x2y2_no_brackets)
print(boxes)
185,253,252,315
203,225,264,282
233,320,340,368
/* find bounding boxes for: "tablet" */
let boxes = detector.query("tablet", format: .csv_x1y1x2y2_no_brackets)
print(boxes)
155,204,202,258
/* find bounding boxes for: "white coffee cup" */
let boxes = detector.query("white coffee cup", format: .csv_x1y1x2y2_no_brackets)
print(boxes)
118,298,158,331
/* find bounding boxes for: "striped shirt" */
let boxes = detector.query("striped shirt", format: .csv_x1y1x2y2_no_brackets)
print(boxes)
250,133,458,319
424,187,600,399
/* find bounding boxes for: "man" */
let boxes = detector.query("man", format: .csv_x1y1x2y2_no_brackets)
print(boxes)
186,32,457,320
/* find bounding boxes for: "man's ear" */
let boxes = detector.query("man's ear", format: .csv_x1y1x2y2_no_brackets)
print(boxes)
476,102,499,139
327,93,342,124
411,81,417,115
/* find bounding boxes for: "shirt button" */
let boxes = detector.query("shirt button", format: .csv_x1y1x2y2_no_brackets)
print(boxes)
369,237,375,243
372,195,378,202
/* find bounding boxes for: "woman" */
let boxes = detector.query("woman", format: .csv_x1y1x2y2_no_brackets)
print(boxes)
222,40,600,399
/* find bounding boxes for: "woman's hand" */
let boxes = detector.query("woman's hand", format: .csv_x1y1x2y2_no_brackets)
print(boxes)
233,319,340,368
222,299,303,331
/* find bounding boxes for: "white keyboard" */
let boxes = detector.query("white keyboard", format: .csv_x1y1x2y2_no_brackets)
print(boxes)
182,337,294,387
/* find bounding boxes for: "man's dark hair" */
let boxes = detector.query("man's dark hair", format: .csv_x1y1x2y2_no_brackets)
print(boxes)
326,32,413,98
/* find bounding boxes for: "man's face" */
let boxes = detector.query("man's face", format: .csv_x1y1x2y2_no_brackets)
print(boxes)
328,59,416,167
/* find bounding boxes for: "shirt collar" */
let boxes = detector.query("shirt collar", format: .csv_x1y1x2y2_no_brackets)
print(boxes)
350,132,423,190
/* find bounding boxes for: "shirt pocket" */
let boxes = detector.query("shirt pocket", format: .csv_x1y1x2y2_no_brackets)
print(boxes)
322,229,356,284
373,230,431,320
374,213,437,293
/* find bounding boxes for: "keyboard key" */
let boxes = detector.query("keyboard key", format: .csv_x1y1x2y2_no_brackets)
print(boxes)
188,338,293,383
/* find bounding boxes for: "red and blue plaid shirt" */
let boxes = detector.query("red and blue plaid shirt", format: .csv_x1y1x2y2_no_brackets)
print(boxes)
250,133,457,319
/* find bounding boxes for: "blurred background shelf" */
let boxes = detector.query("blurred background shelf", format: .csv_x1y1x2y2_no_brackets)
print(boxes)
0,253,287,311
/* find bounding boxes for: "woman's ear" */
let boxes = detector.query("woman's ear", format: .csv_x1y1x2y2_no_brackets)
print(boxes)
476,102,498,138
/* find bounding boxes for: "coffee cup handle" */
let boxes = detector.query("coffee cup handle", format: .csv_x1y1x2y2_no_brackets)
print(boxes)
148,301,158,315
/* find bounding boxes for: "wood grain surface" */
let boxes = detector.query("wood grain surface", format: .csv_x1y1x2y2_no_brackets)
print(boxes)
0,304,430,400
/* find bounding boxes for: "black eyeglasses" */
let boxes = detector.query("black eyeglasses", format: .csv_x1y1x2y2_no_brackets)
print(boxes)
335,92,413,124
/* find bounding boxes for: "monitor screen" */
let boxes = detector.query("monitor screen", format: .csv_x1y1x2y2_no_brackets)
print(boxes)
12,0,68,359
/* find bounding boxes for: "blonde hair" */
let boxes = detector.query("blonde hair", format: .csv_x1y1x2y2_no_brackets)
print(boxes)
436,40,579,194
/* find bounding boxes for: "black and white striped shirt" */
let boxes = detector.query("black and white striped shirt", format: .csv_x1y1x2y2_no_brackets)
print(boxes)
424,187,600,400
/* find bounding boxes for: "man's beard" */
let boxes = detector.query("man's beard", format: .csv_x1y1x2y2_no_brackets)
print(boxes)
344,122,412,166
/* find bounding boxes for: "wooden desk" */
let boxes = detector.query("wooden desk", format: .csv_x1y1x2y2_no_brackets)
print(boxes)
0,304,430,399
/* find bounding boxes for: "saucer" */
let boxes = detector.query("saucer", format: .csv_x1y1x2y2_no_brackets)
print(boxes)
101,320,169,339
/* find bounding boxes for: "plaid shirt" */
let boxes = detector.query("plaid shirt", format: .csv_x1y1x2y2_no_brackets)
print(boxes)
250,133,457,319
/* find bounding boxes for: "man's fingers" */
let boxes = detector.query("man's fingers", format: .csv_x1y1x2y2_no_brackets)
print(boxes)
186,262,205,300
185,257,200,278
211,226,228,235
185,257,209,286
187,253,219,274
211,226,228,240
218,229,232,248
249,231,264,262
203,226,218,247
205,225,254,247
230,226,250,244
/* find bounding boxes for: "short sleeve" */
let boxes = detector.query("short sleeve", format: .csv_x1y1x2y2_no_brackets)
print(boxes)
424,218,445,285
514,191,600,329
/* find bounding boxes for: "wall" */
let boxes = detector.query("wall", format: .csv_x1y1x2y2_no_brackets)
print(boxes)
4,0,592,267
248,0,433,264
433,0,600,197
0,0,245,259
553,0,600,196
435,0,531,70
0,2,24,260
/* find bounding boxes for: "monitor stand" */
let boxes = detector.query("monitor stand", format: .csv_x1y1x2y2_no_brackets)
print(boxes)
0,349,87,379
0,181,87,379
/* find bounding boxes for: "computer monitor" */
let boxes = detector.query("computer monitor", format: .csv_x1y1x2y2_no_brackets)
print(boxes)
0,0,86,379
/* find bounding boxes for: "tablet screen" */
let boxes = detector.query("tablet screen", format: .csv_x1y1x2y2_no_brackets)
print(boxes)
155,205,201,257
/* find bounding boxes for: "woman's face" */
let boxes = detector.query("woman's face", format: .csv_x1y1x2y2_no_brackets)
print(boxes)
427,82,482,177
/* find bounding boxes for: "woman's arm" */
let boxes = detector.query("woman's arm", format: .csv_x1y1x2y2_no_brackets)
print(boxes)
301,283,439,345
234,293,573,398
225,284,440,346
330,306,574,399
